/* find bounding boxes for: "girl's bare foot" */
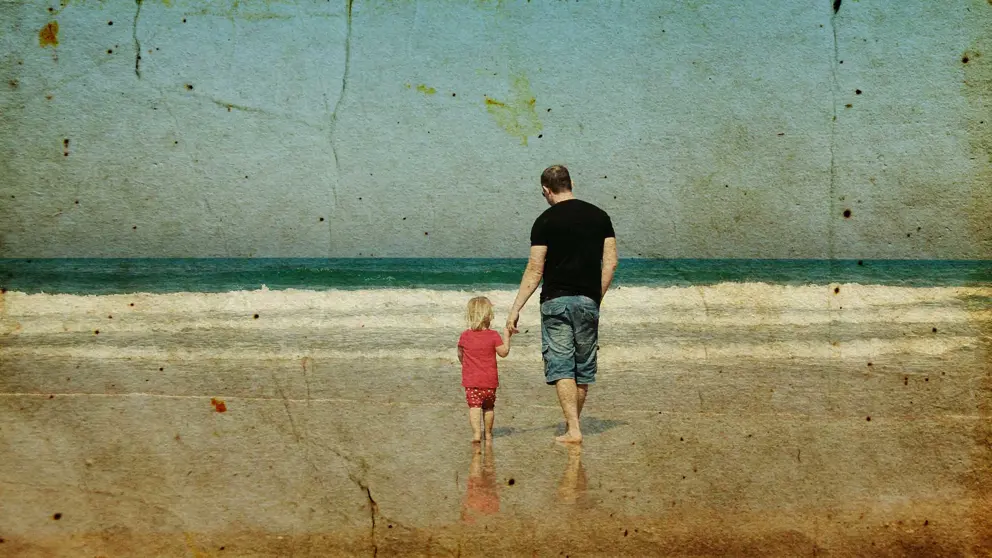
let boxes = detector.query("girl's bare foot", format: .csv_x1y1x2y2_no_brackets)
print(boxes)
555,432,583,444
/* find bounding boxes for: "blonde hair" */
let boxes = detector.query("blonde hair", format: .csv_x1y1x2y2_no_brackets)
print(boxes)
466,296,494,331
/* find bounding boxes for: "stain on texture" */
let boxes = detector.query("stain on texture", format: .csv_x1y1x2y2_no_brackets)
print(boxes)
39,21,59,47
407,84,436,95
210,398,227,413
484,73,542,145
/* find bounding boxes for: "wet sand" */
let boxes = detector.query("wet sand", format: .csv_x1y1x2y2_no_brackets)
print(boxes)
1,284,989,556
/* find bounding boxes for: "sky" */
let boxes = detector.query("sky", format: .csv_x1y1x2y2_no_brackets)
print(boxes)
1,0,989,259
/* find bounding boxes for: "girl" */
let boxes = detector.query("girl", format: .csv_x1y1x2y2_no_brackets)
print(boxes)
457,296,512,442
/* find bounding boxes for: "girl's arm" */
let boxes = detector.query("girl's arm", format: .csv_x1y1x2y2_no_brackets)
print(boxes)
496,328,512,358
457,345,464,364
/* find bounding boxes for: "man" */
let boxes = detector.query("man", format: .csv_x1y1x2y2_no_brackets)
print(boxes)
506,164,618,444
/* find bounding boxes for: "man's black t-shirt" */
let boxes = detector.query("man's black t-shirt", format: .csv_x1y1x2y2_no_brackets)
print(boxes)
530,199,615,305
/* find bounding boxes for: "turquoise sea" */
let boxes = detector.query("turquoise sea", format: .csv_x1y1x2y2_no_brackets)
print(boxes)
0,258,989,294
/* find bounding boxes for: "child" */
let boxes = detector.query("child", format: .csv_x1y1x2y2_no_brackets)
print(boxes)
457,296,511,443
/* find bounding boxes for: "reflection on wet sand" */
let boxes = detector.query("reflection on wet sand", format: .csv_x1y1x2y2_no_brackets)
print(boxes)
556,444,588,507
461,441,500,523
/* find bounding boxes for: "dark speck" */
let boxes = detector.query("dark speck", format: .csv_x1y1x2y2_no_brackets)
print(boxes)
546,108,551,112
424,231,429,236
108,20,113,25
538,134,543,138
451,93,456,97
94,330,99,335
53,513,62,520
855,89,862,95
834,287,840,294
932,327,937,333
924,520,929,526
845,103,853,108
866,416,871,421
508,478,515,486
132,225,137,230
843,209,852,218
185,84,193,91
253,314,259,319
857,260,864,266
319,217,325,222
962,55,970,63
159,367,164,371
182,18,186,22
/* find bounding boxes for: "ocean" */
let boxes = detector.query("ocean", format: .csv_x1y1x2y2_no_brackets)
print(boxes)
1,258,990,294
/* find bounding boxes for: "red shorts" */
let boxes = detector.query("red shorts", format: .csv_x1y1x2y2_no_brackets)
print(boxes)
465,387,497,409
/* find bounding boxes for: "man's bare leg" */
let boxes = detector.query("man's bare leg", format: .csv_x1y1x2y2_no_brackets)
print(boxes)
469,407,483,443
576,384,589,418
483,409,495,440
554,379,582,443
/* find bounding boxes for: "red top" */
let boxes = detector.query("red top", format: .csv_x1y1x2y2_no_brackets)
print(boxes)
459,329,503,388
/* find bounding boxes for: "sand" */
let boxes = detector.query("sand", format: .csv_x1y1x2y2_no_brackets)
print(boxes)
1,283,990,556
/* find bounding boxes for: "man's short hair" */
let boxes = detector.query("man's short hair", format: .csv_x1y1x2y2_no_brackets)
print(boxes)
541,165,572,194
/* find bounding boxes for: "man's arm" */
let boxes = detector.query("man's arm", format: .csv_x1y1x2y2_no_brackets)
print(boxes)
601,237,618,300
506,245,546,332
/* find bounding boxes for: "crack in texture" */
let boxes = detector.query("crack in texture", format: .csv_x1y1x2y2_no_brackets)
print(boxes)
365,486,378,557
326,0,353,252
133,0,143,78
828,1,840,261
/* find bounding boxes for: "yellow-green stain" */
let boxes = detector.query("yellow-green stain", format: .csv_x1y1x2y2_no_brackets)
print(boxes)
484,74,542,145
416,84,436,95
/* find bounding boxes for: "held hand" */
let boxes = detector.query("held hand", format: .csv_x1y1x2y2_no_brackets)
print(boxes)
506,309,520,334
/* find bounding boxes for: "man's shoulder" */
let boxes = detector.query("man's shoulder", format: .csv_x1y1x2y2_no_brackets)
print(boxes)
578,198,610,217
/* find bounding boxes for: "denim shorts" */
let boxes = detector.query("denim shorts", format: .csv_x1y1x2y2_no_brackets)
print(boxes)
540,295,600,385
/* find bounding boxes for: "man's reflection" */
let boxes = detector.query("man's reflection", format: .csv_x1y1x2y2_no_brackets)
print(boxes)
557,444,588,506
461,440,500,523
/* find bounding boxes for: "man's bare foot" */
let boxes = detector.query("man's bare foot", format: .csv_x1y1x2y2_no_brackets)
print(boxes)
472,437,482,443
555,432,582,444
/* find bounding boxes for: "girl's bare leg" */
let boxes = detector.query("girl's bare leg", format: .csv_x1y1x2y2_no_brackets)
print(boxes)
483,409,495,439
469,407,483,442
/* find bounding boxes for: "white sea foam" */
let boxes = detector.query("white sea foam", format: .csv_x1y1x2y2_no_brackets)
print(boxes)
1,284,987,365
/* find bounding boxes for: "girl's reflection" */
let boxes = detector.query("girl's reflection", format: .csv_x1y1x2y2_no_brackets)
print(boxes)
461,441,500,523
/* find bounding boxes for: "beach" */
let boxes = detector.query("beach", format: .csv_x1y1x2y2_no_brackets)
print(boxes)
1,282,990,555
